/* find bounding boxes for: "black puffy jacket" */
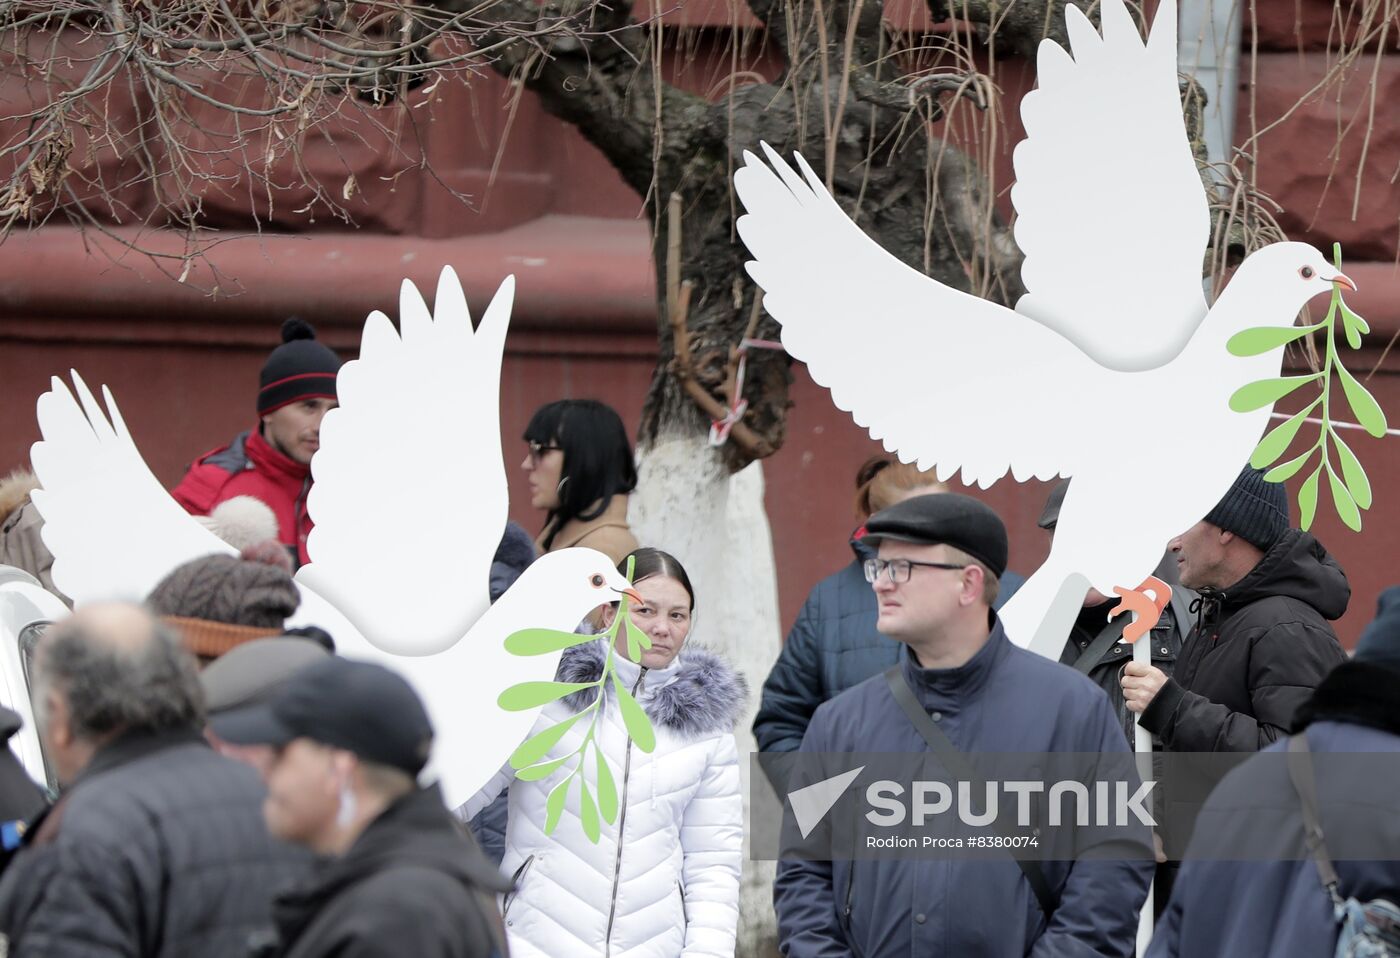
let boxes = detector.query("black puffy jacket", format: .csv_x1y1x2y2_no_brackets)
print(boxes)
1140,529,1349,752
0,727,309,958
265,784,509,958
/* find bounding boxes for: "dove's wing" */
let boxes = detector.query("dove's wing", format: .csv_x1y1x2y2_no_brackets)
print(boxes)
298,269,514,657
29,374,237,604
1011,0,1209,369
735,146,1106,487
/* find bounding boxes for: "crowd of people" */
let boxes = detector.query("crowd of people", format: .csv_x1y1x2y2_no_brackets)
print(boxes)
0,321,1395,958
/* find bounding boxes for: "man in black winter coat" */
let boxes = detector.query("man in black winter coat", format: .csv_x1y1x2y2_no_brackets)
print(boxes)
1123,467,1348,751
214,656,510,958
1121,467,1348,903
0,603,308,957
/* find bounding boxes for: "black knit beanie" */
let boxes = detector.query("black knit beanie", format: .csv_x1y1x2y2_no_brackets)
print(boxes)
258,319,341,416
1204,466,1290,551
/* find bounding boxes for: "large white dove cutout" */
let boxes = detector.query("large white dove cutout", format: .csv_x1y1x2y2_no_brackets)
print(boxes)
732,0,1356,659
28,268,637,808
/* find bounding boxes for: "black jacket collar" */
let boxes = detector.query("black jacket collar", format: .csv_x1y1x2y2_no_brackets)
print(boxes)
75,726,208,787
1293,660,1400,736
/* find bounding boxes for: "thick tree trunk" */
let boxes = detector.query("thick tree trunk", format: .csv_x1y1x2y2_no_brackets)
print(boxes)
627,436,783,955
465,2,1106,953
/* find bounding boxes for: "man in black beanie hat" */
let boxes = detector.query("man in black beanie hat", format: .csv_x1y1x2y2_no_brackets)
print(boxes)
172,319,342,568
1124,465,1348,753
1120,465,1349,906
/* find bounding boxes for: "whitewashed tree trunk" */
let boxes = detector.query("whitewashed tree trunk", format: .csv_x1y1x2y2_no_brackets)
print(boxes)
629,433,783,957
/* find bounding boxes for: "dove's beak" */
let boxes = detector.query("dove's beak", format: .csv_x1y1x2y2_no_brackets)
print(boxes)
616,587,645,605
1331,272,1357,292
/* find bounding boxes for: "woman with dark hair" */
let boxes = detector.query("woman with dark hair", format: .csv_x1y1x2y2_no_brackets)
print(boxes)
459,548,745,957
521,400,639,565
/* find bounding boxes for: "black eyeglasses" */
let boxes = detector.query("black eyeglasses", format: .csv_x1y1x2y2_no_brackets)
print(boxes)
862,558,968,584
526,440,562,463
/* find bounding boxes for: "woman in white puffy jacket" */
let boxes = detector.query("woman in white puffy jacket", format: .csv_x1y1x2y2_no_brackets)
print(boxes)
461,547,746,958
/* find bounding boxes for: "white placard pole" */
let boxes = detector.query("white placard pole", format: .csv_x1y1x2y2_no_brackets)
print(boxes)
1133,608,1155,955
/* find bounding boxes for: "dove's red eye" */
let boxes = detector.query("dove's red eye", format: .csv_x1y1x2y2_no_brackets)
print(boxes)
589,574,605,588
1299,266,1315,279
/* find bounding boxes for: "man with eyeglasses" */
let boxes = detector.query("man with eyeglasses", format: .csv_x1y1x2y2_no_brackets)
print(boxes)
774,493,1152,958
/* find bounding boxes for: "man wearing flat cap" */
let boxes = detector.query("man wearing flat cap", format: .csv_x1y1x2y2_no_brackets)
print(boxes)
775,493,1152,958
213,658,508,958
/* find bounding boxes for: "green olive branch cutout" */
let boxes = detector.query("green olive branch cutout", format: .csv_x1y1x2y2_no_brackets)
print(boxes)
1227,243,1388,531
496,555,658,843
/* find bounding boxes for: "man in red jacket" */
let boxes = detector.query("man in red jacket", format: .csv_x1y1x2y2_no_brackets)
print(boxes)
172,319,341,568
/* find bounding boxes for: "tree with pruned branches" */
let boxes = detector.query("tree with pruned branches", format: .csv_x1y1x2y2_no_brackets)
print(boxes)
4,0,1395,950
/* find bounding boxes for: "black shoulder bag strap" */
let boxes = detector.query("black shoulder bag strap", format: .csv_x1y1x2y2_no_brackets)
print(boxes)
1072,614,1128,676
1285,733,1347,907
883,666,1059,919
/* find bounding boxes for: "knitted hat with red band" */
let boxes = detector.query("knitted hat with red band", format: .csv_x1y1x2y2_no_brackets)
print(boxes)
258,318,341,416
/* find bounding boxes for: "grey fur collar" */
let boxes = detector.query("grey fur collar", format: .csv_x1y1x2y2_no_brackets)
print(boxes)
556,641,747,736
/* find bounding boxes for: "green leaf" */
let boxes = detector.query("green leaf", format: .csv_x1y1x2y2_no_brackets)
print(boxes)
1341,311,1363,350
1229,375,1321,413
515,754,574,782
579,781,601,843
498,681,597,712
1325,464,1362,532
1227,325,1319,357
1335,362,1388,438
624,617,652,662
1299,467,1322,531
1264,447,1316,483
1332,431,1373,511
594,741,619,824
544,776,573,835
1248,401,1319,469
612,673,656,753
1339,301,1370,338
505,628,599,656
510,713,585,769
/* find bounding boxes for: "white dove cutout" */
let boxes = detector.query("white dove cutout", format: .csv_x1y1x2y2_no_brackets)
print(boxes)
732,0,1356,659
27,267,638,808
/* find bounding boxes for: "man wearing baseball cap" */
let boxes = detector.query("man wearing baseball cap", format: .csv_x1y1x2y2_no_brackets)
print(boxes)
774,493,1152,958
213,657,509,958
172,319,341,567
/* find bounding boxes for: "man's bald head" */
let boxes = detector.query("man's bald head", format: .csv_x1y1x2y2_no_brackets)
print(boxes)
36,602,204,752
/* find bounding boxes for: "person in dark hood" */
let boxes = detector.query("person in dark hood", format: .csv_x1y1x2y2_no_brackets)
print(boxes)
1125,466,1349,751
212,657,508,958
1146,586,1400,958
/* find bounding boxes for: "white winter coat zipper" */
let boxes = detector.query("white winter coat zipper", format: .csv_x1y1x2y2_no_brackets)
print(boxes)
603,666,647,957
